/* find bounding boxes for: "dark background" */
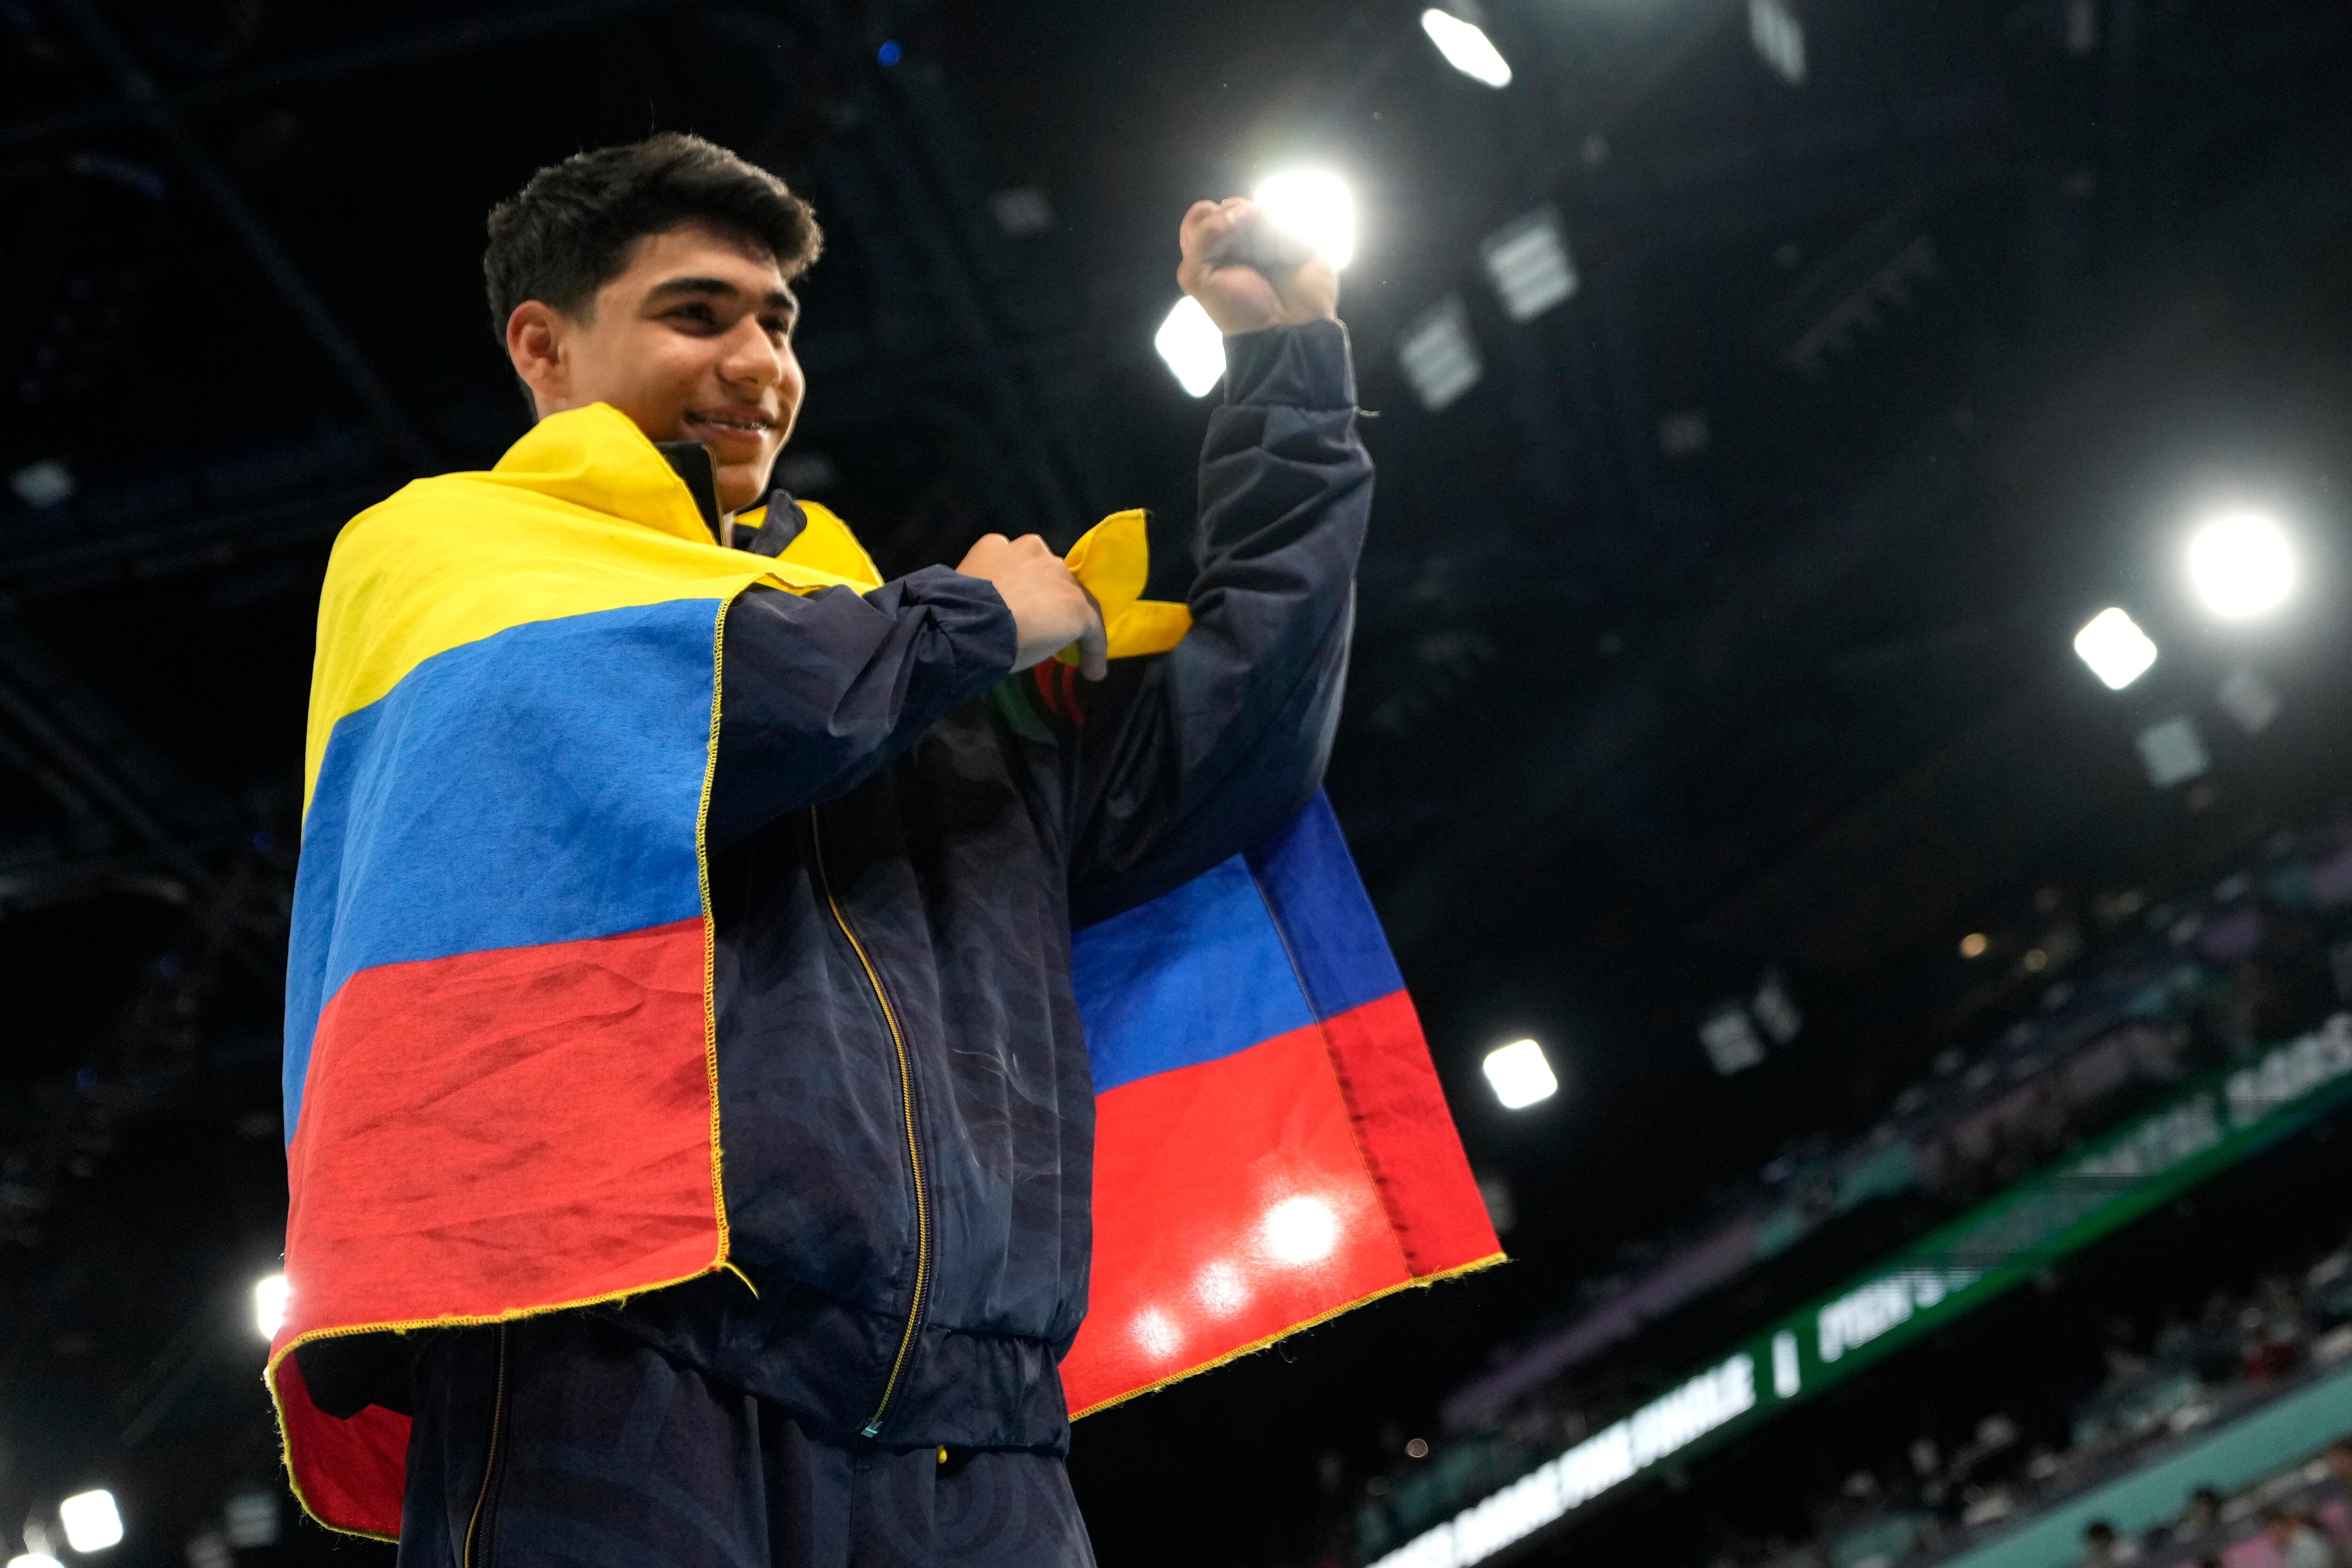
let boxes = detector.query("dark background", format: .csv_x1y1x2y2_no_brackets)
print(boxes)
4,0,2352,1563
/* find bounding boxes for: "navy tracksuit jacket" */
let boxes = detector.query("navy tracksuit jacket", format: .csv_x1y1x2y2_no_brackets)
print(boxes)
305,320,1371,1564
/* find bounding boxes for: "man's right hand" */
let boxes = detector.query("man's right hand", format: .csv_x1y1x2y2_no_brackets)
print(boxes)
1178,198,1341,336
954,533,1108,680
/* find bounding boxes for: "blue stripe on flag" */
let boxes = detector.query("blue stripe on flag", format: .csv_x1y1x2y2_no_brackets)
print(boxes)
284,600,717,1137
1072,856,1316,1093
1243,792,1405,1019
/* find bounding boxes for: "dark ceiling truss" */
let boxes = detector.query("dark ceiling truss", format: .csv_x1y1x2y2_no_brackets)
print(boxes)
41,0,437,473
796,128,1085,544
0,847,277,1252
732,0,1097,548
0,0,1091,837
0,2,481,1299
0,618,258,928
1313,0,2352,1021
0,645,211,884
0,107,2018,616
860,57,1098,542
1377,146,2352,978
0,482,386,602
1566,105,2014,259
1252,1,2030,713
0,609,277,1254
1,0,1093,546
0,0,683,156
1295,32,2027,784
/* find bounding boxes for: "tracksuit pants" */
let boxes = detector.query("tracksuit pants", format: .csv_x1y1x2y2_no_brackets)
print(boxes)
394,1314,1097,1568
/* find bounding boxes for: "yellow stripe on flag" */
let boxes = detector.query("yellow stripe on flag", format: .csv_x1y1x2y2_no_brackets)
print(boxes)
304,403,1193,814
302,406,863,813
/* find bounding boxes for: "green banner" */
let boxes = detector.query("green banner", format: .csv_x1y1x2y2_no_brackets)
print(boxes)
1372,1015,2352,1568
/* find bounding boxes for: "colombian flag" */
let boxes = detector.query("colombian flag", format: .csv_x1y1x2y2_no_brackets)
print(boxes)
270,402,1498,1537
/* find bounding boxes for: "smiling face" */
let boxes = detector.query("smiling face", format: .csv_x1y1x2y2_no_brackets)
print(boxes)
504,222,805,514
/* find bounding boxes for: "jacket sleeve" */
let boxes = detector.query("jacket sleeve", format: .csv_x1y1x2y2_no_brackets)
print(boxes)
1062,318,1372,924
706,567,1017,848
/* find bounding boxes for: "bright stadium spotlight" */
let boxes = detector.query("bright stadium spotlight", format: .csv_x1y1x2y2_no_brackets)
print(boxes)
1251,169,1355,270
2074,607,2158,690
8,1556,64,1568
254,1273,289,1339
58,1491,123,1553
1420,8,1512,88
2187,511,2296,619
1154,296,1226,398
1483,1038,1557,1109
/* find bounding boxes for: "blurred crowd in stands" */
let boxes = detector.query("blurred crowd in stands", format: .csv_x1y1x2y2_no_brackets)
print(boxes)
1756,1233,2352,1568
2079,1443,2350,1568
1355,817,2352,1565
1441,822,2352,1448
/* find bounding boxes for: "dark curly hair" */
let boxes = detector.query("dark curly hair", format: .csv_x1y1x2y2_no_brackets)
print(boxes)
483,132,821,341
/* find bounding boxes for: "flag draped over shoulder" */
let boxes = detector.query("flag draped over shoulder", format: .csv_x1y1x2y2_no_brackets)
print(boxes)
271,401,1499,1538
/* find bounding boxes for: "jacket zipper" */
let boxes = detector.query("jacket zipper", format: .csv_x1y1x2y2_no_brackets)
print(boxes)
461,1324,510,1568
809,808,931,1439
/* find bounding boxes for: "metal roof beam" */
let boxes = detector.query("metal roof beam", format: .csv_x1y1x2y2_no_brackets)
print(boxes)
0,0,679,154
45,0,436,473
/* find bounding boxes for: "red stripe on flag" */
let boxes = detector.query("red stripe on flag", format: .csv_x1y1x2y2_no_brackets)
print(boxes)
1062,1017,1412,1414
269,1351,409,1540
282,919,721,1343
1063,991,1501,1416
1323,989,1500,1275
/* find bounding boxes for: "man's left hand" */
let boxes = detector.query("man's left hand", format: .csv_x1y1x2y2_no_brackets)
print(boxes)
1177,198,1341,337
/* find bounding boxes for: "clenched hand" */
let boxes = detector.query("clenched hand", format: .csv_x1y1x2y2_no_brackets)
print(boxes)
955,533,1108,680
1177,197,1342,337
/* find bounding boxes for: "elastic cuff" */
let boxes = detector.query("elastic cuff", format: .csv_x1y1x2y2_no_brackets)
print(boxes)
1221,319,1356,411
899,565,1022,682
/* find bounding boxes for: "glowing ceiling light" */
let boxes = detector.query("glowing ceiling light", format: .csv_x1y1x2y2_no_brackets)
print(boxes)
1251,169,1355,270
1481,206,1576,321
1748,0,1805,84
2136,715,2210,788
1262,1195,1340,1263
2073,608,2157,690
1699,1006,1765,1075
1153,296,1225,397
2187,511,2296,619
1483,1037,1557,1109
59,1491,123,1554
1420,8,1512,87
1398,295,1483,411
254,1273,289,1339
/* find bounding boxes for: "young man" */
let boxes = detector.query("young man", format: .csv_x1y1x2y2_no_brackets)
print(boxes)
283,133,1370,1566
